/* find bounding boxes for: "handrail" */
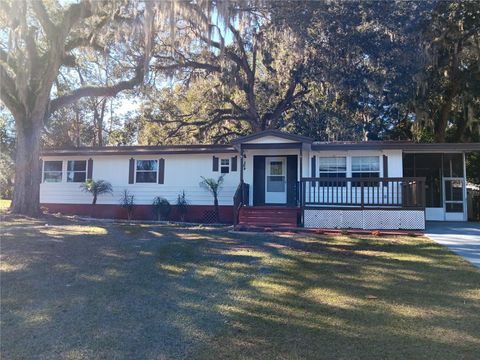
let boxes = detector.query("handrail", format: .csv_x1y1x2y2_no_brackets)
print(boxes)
233,182,249,226
301,177,423,182
300,177,426,209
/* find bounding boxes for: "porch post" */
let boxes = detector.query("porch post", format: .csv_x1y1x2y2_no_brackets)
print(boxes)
240,145,246,206
240,145,244,184
299,146,303,206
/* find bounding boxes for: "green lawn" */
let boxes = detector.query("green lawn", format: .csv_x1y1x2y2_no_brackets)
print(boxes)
1,218,479,359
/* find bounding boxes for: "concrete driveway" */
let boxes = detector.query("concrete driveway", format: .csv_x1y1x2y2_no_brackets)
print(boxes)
426,222,480,268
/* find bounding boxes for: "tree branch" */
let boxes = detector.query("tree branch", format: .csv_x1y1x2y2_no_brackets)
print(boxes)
31,0,57,37
48,60,144,115
0,64,22,116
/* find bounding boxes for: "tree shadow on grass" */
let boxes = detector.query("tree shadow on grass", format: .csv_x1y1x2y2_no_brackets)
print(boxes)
1,222,479,359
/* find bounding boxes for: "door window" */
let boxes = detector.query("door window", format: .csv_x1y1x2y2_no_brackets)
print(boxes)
267,160,285,193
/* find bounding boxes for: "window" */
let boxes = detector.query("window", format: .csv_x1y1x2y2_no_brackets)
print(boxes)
67,160,87,183
136,160,158,183
352,156,380,185
43,161,63,182
319,157,347,178
220,158,230,174
318,157,347,186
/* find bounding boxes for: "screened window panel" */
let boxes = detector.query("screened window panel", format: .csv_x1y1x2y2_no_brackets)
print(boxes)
443,154,463,177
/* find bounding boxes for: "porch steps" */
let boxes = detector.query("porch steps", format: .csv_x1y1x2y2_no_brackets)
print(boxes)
238,206,299,228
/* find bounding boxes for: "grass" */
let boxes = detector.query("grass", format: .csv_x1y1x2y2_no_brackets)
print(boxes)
0,199,11,212
1,218,479,359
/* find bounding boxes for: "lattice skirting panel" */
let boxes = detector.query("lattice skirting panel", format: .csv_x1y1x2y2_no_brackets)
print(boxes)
303,209,425,230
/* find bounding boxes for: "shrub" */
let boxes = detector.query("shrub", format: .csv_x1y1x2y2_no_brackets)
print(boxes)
120,189,135,220
153,196,171,221
176,190,189,222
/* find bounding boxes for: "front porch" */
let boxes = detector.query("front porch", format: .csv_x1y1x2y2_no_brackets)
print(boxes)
233,176,427,230
301,177,426,230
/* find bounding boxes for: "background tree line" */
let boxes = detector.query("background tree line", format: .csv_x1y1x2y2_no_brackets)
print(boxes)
1,0,479,213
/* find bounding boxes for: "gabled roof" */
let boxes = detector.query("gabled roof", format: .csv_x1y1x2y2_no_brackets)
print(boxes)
231,130,314,145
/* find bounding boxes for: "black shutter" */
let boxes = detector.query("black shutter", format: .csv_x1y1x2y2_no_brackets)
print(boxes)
231,156,238,171
253,156,265,205
87,158,93,180
212,156,219,172
383,155,388,178
128,158,135,184
311,156,316,187
287,155,298,206
158,158,165,184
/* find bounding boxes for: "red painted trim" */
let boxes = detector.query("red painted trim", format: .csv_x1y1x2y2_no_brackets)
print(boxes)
41,203,234,223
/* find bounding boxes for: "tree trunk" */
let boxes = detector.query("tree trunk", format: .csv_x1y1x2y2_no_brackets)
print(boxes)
11,119,43,217
214,195,219,222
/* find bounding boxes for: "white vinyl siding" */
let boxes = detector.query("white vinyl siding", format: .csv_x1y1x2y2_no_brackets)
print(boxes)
40,154,239,206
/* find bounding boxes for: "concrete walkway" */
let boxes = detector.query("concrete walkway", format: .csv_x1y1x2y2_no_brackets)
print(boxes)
426,222,480,268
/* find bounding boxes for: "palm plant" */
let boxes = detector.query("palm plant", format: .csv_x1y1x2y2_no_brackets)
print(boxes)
80,179,113,205
199,175,224,222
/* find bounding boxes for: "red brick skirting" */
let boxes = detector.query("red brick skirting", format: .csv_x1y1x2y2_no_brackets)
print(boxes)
41,203,234,224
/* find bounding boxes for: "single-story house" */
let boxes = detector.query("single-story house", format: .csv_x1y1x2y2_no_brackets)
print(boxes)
40,130,480,230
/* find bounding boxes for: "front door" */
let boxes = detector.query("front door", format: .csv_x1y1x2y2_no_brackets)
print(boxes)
265,157,287,204
444,178,466,221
